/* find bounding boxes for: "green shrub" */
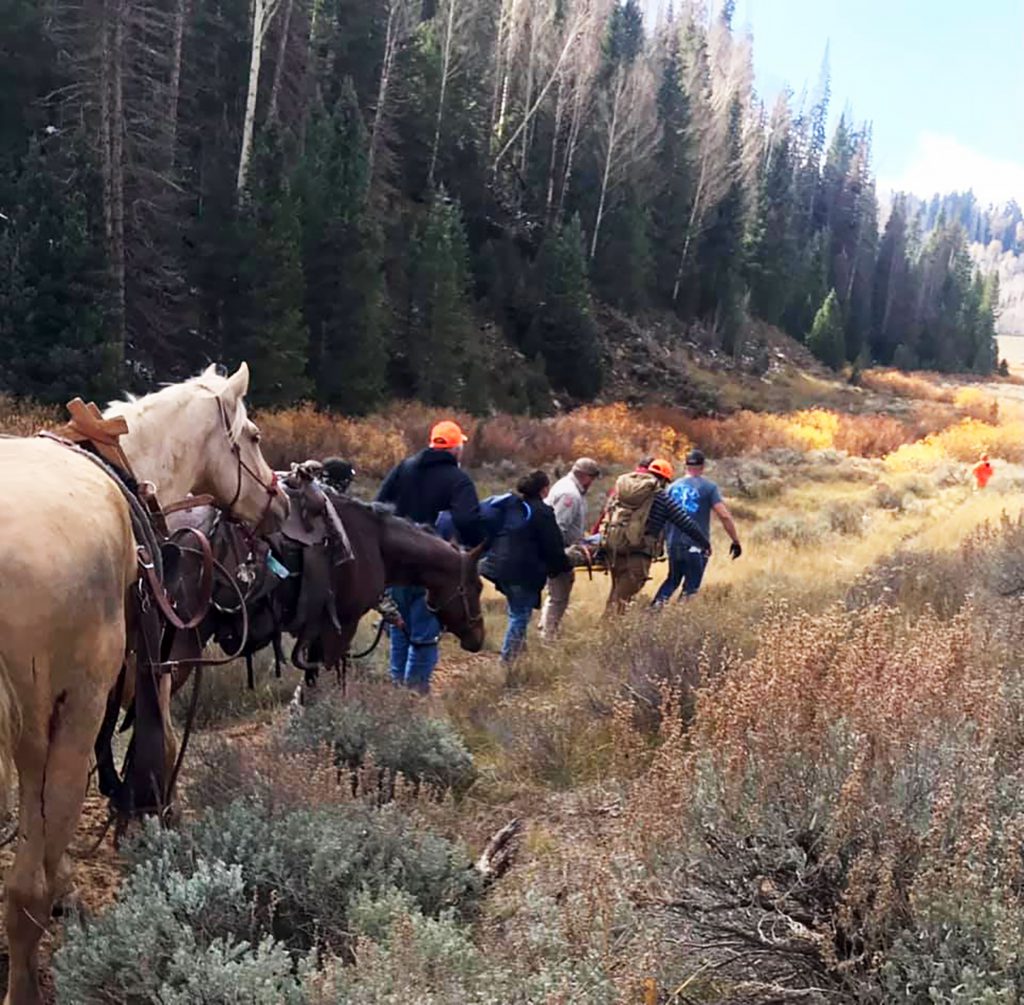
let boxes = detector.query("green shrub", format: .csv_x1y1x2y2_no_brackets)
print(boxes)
54,843,306,1003
56,797,482,1002
283,687,476,799
319,887,619,1004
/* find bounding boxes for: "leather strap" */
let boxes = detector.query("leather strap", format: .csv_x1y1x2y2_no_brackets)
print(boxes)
137,527,214,631
163,494,216,515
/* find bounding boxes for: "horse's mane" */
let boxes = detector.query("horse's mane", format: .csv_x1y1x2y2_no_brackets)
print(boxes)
332,494,444,538
104,367,247,445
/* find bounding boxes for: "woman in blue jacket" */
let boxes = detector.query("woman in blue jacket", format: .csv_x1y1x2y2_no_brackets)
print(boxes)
480,471,571,665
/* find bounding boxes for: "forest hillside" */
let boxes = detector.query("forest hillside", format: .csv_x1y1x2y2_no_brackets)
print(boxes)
0,0,1003,413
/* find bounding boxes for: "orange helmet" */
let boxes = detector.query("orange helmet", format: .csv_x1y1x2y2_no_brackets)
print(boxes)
648,457,674,481
429,420,468,450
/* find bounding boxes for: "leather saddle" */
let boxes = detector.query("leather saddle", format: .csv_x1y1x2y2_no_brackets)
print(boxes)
280,460,353,562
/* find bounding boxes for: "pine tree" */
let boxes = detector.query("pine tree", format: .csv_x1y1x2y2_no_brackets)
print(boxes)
403,190,485,411
807,288,845,370
0,137,118,401
592,184,652,312
227,128,311,407
529,215,602,400
696,95,747,350
651,19,691,303
299,81,385,414
746,117,796,326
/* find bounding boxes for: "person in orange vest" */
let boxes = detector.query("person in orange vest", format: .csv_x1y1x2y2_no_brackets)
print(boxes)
972,454,994,490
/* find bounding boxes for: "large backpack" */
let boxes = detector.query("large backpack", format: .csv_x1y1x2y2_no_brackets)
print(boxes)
599,472,660,558
435,493,530,544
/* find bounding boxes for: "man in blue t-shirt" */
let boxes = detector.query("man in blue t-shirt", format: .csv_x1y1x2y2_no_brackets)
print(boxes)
653,448,742,605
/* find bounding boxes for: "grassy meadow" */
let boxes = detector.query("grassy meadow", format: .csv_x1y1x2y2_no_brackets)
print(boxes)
6,370,1024,1001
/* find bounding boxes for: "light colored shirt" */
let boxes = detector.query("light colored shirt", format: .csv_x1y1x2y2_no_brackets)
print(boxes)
548,473,589,545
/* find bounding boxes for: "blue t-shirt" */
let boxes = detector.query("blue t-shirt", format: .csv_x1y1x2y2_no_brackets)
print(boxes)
665,476,722,550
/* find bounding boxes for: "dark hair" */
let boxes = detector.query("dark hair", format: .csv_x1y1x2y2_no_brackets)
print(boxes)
637,456,653,469
516,469,550,499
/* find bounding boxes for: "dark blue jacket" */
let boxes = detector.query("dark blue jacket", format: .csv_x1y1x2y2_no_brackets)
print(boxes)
480,496,571,607
376,448,484,547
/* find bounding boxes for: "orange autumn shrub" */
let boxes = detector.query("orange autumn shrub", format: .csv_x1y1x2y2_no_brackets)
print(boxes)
0,396,60,436
625,598,1020,989
253,404,408,478
861,368,955,403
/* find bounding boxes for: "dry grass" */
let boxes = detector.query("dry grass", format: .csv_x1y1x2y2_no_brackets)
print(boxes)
0,396,60,436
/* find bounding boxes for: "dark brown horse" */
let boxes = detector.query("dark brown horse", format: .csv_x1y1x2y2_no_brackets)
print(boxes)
313,493,486,671
151,491,484,682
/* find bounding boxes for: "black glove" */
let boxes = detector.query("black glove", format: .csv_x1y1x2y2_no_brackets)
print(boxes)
729,541,742,560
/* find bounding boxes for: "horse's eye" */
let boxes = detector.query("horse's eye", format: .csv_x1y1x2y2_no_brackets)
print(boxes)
251,429,261,444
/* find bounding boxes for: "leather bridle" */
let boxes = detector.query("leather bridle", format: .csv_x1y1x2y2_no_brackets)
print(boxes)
426,549,484,631
217,397,280,530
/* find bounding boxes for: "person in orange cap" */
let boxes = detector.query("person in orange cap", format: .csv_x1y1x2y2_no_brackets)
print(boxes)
972,454,994,490
376,419,484,692
598,457,710,614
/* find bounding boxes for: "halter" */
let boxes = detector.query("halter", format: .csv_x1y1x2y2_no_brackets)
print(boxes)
217,396,280,529
426,548,484,630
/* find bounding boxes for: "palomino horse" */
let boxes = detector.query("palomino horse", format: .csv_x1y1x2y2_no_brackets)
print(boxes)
0,362,286,1005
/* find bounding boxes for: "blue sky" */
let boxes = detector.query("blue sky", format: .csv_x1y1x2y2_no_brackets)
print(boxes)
644,0,1024,205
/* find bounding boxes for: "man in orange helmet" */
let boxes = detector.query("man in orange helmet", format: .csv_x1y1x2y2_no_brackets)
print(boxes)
972,453,994,490
376,419,484,692
599,457,710,614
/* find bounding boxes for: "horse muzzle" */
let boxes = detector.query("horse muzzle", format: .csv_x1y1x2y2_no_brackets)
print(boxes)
459,625,485,653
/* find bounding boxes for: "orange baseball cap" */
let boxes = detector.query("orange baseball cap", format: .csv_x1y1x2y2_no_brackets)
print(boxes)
648,458,674,481
429,420,468,449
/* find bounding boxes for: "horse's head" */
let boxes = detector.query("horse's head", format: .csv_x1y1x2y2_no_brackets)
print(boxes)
198,363,288,533
108,362,289,532
426,542,486,653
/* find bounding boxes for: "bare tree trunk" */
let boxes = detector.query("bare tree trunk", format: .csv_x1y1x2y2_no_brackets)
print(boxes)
544,72,564,223
110,0,126,358
427,0,457,188
589,76,622,260
237,0,280,200
517,13,535,177
267,0,295,123
167,0,189,167
556,74,586,223
489,0,512,146
492,16,579,174
672,155,708,304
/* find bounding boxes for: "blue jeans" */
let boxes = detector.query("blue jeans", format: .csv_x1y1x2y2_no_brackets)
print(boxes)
500,585,536,664
388,586,440,693
653,548,708,605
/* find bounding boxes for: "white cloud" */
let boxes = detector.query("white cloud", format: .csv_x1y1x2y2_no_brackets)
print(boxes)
880,132,1024,206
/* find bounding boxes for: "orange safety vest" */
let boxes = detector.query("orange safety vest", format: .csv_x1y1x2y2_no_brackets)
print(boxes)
972,460,993,489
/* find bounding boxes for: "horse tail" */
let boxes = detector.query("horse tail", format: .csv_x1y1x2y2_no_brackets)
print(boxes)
0,654,21,801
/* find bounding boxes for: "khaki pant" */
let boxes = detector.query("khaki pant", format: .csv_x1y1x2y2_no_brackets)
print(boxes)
605,552,651,615
539,571,574,640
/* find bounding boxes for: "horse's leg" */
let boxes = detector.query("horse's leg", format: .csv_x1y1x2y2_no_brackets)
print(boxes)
94,666,126,802
5,708,49,1005
5,638,114,1005
159,669,182,813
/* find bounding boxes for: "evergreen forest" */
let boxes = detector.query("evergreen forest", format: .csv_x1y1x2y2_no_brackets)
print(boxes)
0,0,1005,410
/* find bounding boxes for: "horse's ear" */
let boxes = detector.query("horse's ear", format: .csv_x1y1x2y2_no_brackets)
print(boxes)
466,541,488,565
201,362,219,379
224,362,250,402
